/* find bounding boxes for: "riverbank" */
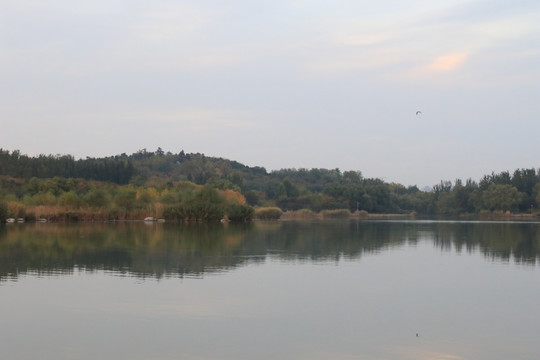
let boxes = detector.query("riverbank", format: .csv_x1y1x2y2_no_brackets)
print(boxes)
3,206,540,224
276,209,540,222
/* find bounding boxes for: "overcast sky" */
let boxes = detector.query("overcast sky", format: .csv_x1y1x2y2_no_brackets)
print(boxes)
1,0,539,187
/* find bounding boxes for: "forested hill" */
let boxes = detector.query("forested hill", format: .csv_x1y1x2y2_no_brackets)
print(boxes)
0,148,266,185
1,148,540,215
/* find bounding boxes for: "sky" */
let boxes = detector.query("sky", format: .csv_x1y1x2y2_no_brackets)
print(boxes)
1,0,539,187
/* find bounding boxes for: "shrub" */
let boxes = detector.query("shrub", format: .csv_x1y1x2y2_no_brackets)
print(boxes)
254,207,283,220
321,209,351,219
8,201,26,218
226,204,254,222
280,209,317,220
351,210,368,219
163,202,223,221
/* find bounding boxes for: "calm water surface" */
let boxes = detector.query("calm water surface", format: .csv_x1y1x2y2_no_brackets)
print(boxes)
1,220,539,360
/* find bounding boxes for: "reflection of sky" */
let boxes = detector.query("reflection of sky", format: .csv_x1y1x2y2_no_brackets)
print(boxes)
1,243,539,360
1,1,539,186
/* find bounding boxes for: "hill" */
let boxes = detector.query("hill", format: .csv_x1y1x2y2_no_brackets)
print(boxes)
1,148,540,220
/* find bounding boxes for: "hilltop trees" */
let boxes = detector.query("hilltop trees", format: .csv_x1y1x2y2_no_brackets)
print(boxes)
0,149,134,183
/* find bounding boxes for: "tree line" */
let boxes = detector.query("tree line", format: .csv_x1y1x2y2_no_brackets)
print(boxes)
1,148,540,221
0,149,134,184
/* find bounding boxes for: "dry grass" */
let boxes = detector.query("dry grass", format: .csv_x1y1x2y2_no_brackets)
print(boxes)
5,203,163,222
351,210,369,219
280,209,317,220
254,207,283,220
320,209,351,219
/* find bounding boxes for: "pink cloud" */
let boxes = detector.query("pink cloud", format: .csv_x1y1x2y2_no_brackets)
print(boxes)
427,52,470,72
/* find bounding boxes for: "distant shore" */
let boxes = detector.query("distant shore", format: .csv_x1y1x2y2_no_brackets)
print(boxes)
3,208,540,224
276,209,540,222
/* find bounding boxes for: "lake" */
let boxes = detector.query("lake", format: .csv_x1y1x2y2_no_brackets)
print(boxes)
1,220,539,360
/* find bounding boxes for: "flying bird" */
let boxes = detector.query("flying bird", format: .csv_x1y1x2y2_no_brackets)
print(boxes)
416,110,422,115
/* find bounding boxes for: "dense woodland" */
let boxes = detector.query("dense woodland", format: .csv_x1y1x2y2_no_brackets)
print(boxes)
1,148,540,222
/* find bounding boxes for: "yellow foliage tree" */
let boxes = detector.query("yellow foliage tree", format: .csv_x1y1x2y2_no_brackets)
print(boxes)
136,188,159,202
221,189,246,205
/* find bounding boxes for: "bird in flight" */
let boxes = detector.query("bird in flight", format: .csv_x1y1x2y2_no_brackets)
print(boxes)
416,110,422,115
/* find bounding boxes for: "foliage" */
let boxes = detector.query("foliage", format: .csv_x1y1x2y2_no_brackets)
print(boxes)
280,209,317,220
164,202,223,222
0,149,134,184
481,184,523,212
0,200,7,221
225,204,254,222
320,209,352,219
254,207,283,220
1,148,540,218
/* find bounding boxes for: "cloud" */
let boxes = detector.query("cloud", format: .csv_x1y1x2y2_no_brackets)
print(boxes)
393,51,472,83
426,52,470,72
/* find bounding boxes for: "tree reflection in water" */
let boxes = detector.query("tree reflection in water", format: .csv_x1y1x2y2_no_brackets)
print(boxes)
1,220,539,281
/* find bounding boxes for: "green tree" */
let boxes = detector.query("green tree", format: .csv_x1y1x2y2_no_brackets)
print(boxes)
245,190,263,206
84,189,109,208
343,170,362,183
58,191,81,208
482,184,522,212
206,177,241,192
436,192,456,214
533,183,540,209
197,185,223,204
27,192,57,206
277,179,300,198
114,188,137,211
451,179,477,214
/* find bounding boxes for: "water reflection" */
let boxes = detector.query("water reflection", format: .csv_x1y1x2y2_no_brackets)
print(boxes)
1,220,539,280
